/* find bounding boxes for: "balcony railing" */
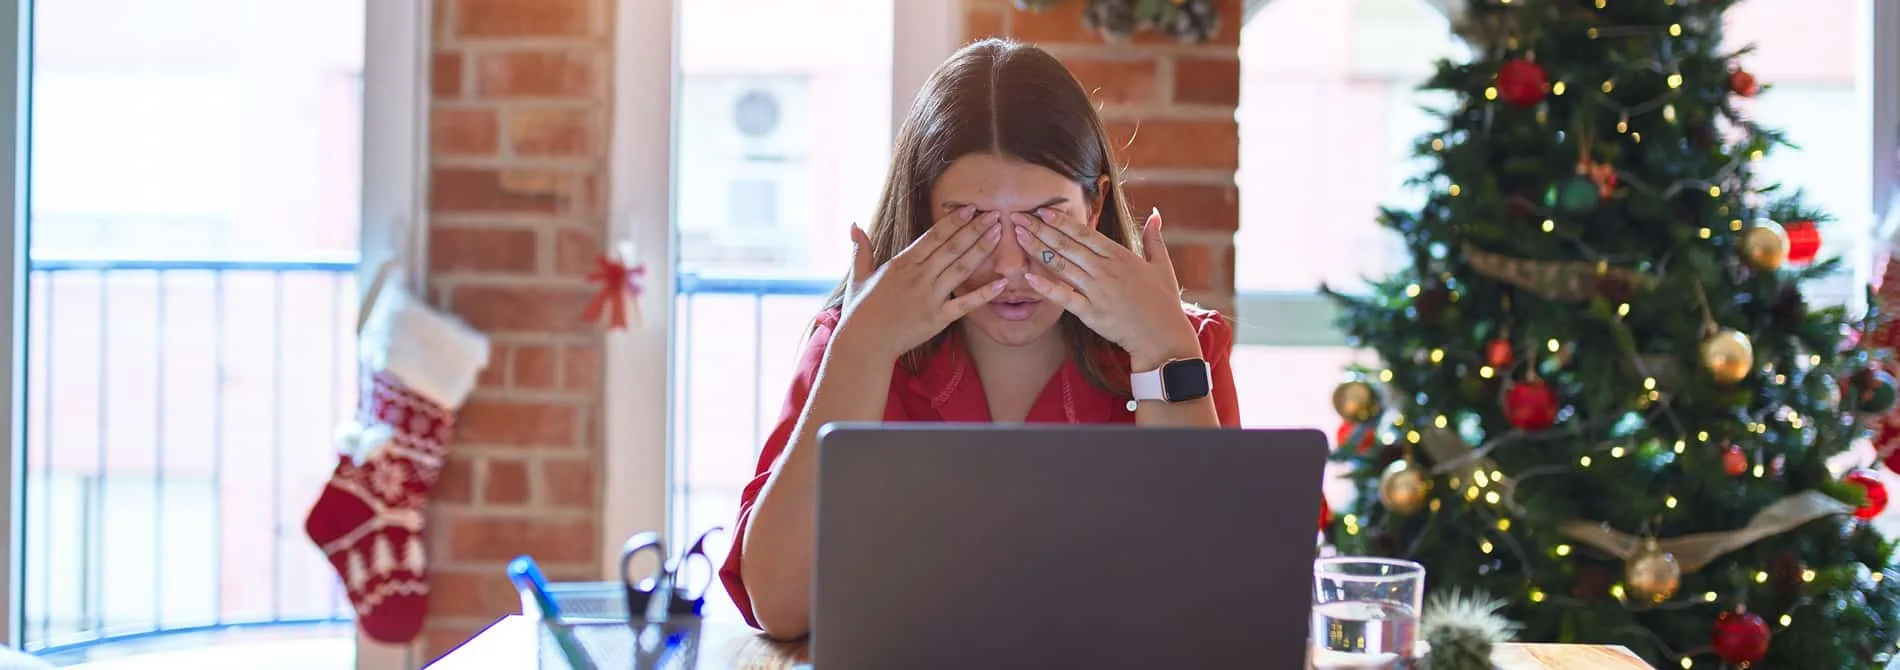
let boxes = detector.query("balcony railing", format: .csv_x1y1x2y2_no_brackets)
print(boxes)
24,256,359,657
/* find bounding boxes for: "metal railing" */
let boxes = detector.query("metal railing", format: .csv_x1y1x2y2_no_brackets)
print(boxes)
23,256,358,656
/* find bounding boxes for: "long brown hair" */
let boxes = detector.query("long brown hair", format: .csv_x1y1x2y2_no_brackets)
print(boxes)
819,38,1141,393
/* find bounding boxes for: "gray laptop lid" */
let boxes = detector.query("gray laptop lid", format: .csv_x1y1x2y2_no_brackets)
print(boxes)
812,424,1328,669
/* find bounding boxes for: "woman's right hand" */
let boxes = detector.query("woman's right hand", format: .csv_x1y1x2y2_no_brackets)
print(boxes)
834,206,1007,361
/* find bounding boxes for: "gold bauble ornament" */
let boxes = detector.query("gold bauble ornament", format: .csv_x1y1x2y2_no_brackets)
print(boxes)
1625,539,1682,603
1332,380,1383,423
1740,220,1789,271
1378,459,1431,515
1701,329,1755,386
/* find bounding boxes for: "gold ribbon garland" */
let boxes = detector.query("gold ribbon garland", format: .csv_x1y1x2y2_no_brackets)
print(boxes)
1557,492,1853,573
1462,243,1657,301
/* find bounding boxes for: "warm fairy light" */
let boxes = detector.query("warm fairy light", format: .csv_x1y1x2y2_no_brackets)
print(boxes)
1643,377,1657,390
1610,584,1626,600
1774,375,1787,384
1480,366,1495,378
1480,539,1495,554
1594,0,1606,7
1874,573,1884,584
1801,569,1816,582
1808,355,1821,366
1610,446,1627,458
1466,487,1481,501
1790,415,1804,429
1709,185,1723,197
1666,75,1683,90
1484,87,1499,101
1631,132,1642,143
1429,349,1445,363
1484,491,1501,504
1407,430,1422,443
1697,431,1709,441
1663,103,1678,121
1474,470,1491,487
1432,138,1445,151
1587,27,1600,39
1541,219,1556,232
1753,464,1765,477
1545,339,1559,352
1755,571,1769,583
1751,149,1764,161
1434,415,1448,428
1529,589,1546,602
1672,440,1686,454
1680,659,1693,669
1448,184,1462,197
1492,469,1504,481
1429,499,1441,512
1698,227,1712,239
1648,390,1661,402
1665,496,1678,509
1555,544,1572,556
1580,455,1593,467
1616,118,1629,133
1703,591,1718,602
1497,518,1511,531
1730,219,1745,231
1779,614,1792,626
1617,303,1630,316
1669,23,1683,36
1379,369,1394,382
1406,284,1421,297
1552,81,1566,96
1601,80,1615,93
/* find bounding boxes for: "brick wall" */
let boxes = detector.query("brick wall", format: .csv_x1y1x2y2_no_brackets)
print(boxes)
964,0,1242,312
420,0,612,659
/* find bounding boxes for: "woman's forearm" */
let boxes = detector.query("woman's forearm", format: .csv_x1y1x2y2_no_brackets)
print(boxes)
739,333,896,639
1134,396,1220,426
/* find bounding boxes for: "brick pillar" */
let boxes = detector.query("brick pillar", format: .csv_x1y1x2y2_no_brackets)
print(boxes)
420,0,611,658
965,0,1241,313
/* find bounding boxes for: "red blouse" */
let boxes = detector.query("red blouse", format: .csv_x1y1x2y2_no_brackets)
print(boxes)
717,305,1241,628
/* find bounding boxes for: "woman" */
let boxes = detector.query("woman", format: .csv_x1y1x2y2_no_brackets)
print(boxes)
717,38,1241,640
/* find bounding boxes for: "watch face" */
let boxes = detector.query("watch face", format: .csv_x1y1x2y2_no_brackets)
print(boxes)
1160,359,1212,402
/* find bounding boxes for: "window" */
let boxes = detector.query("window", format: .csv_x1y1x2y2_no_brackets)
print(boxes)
1229,0,1879,508
671,0,895,623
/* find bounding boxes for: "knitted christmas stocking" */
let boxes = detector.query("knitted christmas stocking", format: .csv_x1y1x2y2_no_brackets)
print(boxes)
304,281,489,645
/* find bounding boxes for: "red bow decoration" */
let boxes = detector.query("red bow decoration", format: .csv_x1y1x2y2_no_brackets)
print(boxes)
583,254,646,330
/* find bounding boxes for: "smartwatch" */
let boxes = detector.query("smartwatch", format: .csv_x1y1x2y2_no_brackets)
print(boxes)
1130,358,1212,405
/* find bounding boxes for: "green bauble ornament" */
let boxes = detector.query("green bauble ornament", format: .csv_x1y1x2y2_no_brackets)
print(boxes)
1543,177,1599,213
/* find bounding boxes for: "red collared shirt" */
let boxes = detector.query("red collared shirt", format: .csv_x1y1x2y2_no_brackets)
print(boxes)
717,305,1240,628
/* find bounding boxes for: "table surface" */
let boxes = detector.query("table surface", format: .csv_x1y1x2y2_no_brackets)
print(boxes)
426,615,1654,669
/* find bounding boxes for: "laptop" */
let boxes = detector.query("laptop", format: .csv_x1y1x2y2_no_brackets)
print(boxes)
811,423,1329,669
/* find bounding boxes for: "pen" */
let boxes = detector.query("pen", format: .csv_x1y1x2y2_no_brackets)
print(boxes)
507,555,598,670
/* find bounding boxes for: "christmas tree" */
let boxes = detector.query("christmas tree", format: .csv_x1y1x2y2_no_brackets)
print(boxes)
1320,1,1900,667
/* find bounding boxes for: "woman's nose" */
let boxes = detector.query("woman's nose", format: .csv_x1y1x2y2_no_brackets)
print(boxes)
992,219,1029,277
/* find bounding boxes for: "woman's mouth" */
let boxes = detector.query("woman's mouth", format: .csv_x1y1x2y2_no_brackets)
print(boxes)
989,295,1041,322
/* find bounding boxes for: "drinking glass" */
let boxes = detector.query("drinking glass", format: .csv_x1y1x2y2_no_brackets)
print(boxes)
1310,557,1425,668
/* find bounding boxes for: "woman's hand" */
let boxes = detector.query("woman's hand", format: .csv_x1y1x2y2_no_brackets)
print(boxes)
1013,207,1201,372
834,206,1008,361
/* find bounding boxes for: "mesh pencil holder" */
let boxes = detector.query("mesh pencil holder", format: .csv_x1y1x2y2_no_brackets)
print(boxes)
519,580,705,670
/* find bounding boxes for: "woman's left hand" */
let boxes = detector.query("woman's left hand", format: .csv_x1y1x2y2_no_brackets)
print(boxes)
1012,207,1203,372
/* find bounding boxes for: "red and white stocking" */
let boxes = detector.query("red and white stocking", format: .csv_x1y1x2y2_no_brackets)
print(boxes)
1869,256,1900,471
304,283,489,644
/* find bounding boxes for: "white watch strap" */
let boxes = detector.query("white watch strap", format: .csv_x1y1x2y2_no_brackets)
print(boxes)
1130,367,1166,401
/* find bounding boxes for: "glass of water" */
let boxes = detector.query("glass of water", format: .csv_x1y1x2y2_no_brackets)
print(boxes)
1311,557,1425,668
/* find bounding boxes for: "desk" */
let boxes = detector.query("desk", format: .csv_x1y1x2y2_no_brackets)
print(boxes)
427,616,1652,669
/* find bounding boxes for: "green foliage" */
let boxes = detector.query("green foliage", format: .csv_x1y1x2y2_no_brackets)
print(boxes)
1320,1,1900,667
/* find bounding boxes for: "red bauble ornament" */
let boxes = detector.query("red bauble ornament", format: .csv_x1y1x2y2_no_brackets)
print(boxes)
1497,59,1549,108
1711,610,1770,664
1723,445,1748,477
1336,420,1377,454
1319,495,1333,532
1484,338,1514,368
1783,220,1820,264
1843,468,1889,520
1731,69,1760,97
1504,379,1560,430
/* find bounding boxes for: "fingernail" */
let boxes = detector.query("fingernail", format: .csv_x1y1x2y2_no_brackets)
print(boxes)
1013,227,1031,246
985,223,1003,242
1022,272,1041,285
990,278,1009,293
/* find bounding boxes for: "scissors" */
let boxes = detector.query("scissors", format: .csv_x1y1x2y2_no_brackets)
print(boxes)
619,526,724,623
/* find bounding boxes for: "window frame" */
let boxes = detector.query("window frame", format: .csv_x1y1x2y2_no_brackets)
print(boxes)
0,0,25,649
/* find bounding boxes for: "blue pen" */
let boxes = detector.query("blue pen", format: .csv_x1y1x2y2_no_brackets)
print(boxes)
507,555,598,670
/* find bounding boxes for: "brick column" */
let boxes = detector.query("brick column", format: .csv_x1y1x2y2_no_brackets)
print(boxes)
420,0,612,658
965,0,1241,313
